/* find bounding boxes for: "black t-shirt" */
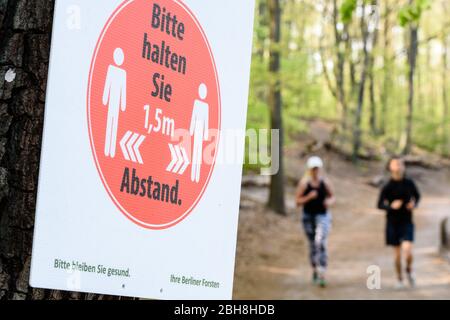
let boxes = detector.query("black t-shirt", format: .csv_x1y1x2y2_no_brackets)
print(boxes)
303,180,329,214
377,177,421,224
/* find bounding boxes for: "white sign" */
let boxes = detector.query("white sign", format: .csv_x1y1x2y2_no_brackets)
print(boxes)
30,0,255,300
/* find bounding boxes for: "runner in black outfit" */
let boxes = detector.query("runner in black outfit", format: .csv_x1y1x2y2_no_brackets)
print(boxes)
377,156,420,288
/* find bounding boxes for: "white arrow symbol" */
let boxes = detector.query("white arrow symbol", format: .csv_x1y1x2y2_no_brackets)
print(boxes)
120,131,133,161
166,143,190,175
133,135,145,164
166,144,178,172
179,146,190,175
126,133,139,163
172,145,184,173
120,131,146,164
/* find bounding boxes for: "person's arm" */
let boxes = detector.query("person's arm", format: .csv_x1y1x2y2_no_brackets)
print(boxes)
407,180,421,210
412,180,420,206
102,67,111,106
377,185,390,211
120,71,127,112
323,179,336,207
295,180,316,207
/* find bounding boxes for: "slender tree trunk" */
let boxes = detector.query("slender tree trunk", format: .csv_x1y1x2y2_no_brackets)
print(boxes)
332,0,348,131
256,0,268,59
417,46,424,113
267,0,285,214
380,2,392,135
379,1,394,134
369,67,377,135
426,44,437,118
346,27,358,99
352,6,368,163
368,12,379,136
352,2,377,162
442,34,449,156
403,24,418,155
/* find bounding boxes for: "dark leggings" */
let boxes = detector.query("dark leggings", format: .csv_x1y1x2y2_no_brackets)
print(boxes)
302,212,332,270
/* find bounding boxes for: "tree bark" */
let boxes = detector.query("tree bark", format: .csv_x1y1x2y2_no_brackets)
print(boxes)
0,0,56,300
332,0,348,132
267,0,286,214
0,0,130,300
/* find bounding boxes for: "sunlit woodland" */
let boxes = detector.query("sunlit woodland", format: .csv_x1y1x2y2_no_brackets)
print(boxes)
0,0,450,301
246,0,450,212
248,0,449,157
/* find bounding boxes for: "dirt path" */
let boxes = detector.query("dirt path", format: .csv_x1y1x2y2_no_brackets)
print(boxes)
233,148,450,300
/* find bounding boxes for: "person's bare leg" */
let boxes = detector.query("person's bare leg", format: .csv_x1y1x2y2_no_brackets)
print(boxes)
394,246,402,281
402,241,413,272
402,241,415,287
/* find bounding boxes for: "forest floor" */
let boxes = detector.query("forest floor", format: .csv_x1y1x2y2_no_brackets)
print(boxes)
233,124,450,300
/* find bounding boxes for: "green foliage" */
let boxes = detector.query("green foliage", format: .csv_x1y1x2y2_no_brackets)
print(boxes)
398,0,431,26
246,0,450,167
340,0,357,24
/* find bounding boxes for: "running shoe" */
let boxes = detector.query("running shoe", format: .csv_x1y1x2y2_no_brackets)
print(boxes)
394,279,405,290
316,268,327,288
312,271,319,284
406,272,416,288
318,277,327,288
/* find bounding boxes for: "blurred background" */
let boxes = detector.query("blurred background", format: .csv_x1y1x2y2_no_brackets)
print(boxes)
233,0,450,299
0,0,449,300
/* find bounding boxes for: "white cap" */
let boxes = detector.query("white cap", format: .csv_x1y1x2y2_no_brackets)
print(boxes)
307,156,323,169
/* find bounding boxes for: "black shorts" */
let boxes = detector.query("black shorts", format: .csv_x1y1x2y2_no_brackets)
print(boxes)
386,221,414,246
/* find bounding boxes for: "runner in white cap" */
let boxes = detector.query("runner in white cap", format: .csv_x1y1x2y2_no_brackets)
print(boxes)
295,156,335,287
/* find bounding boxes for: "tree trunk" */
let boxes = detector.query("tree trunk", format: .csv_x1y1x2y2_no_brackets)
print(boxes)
267,0,285,215
346,28,358,98
0,0,128,300
332,0,348,132
403,24,418,155
442,33,449,156
256,0,268,59
380,2,392,135
352,2,377,163
369,0,379,136
369,65,377,135
0,0,55,300
368,14,379,136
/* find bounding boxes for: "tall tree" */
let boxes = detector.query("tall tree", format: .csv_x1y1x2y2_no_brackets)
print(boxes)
255,0,269,59
0,0,128,300
352,1,378,163
0,0,55,300
267,0,286,214
399,0,430,154
319,0,354,134
442,2,449,156
368,5,379,136
333,0,350,131
341,0,379,162
379,1,393,135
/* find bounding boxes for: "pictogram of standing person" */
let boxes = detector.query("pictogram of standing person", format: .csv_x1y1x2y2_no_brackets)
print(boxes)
189,83,209,183
103,48,127,158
